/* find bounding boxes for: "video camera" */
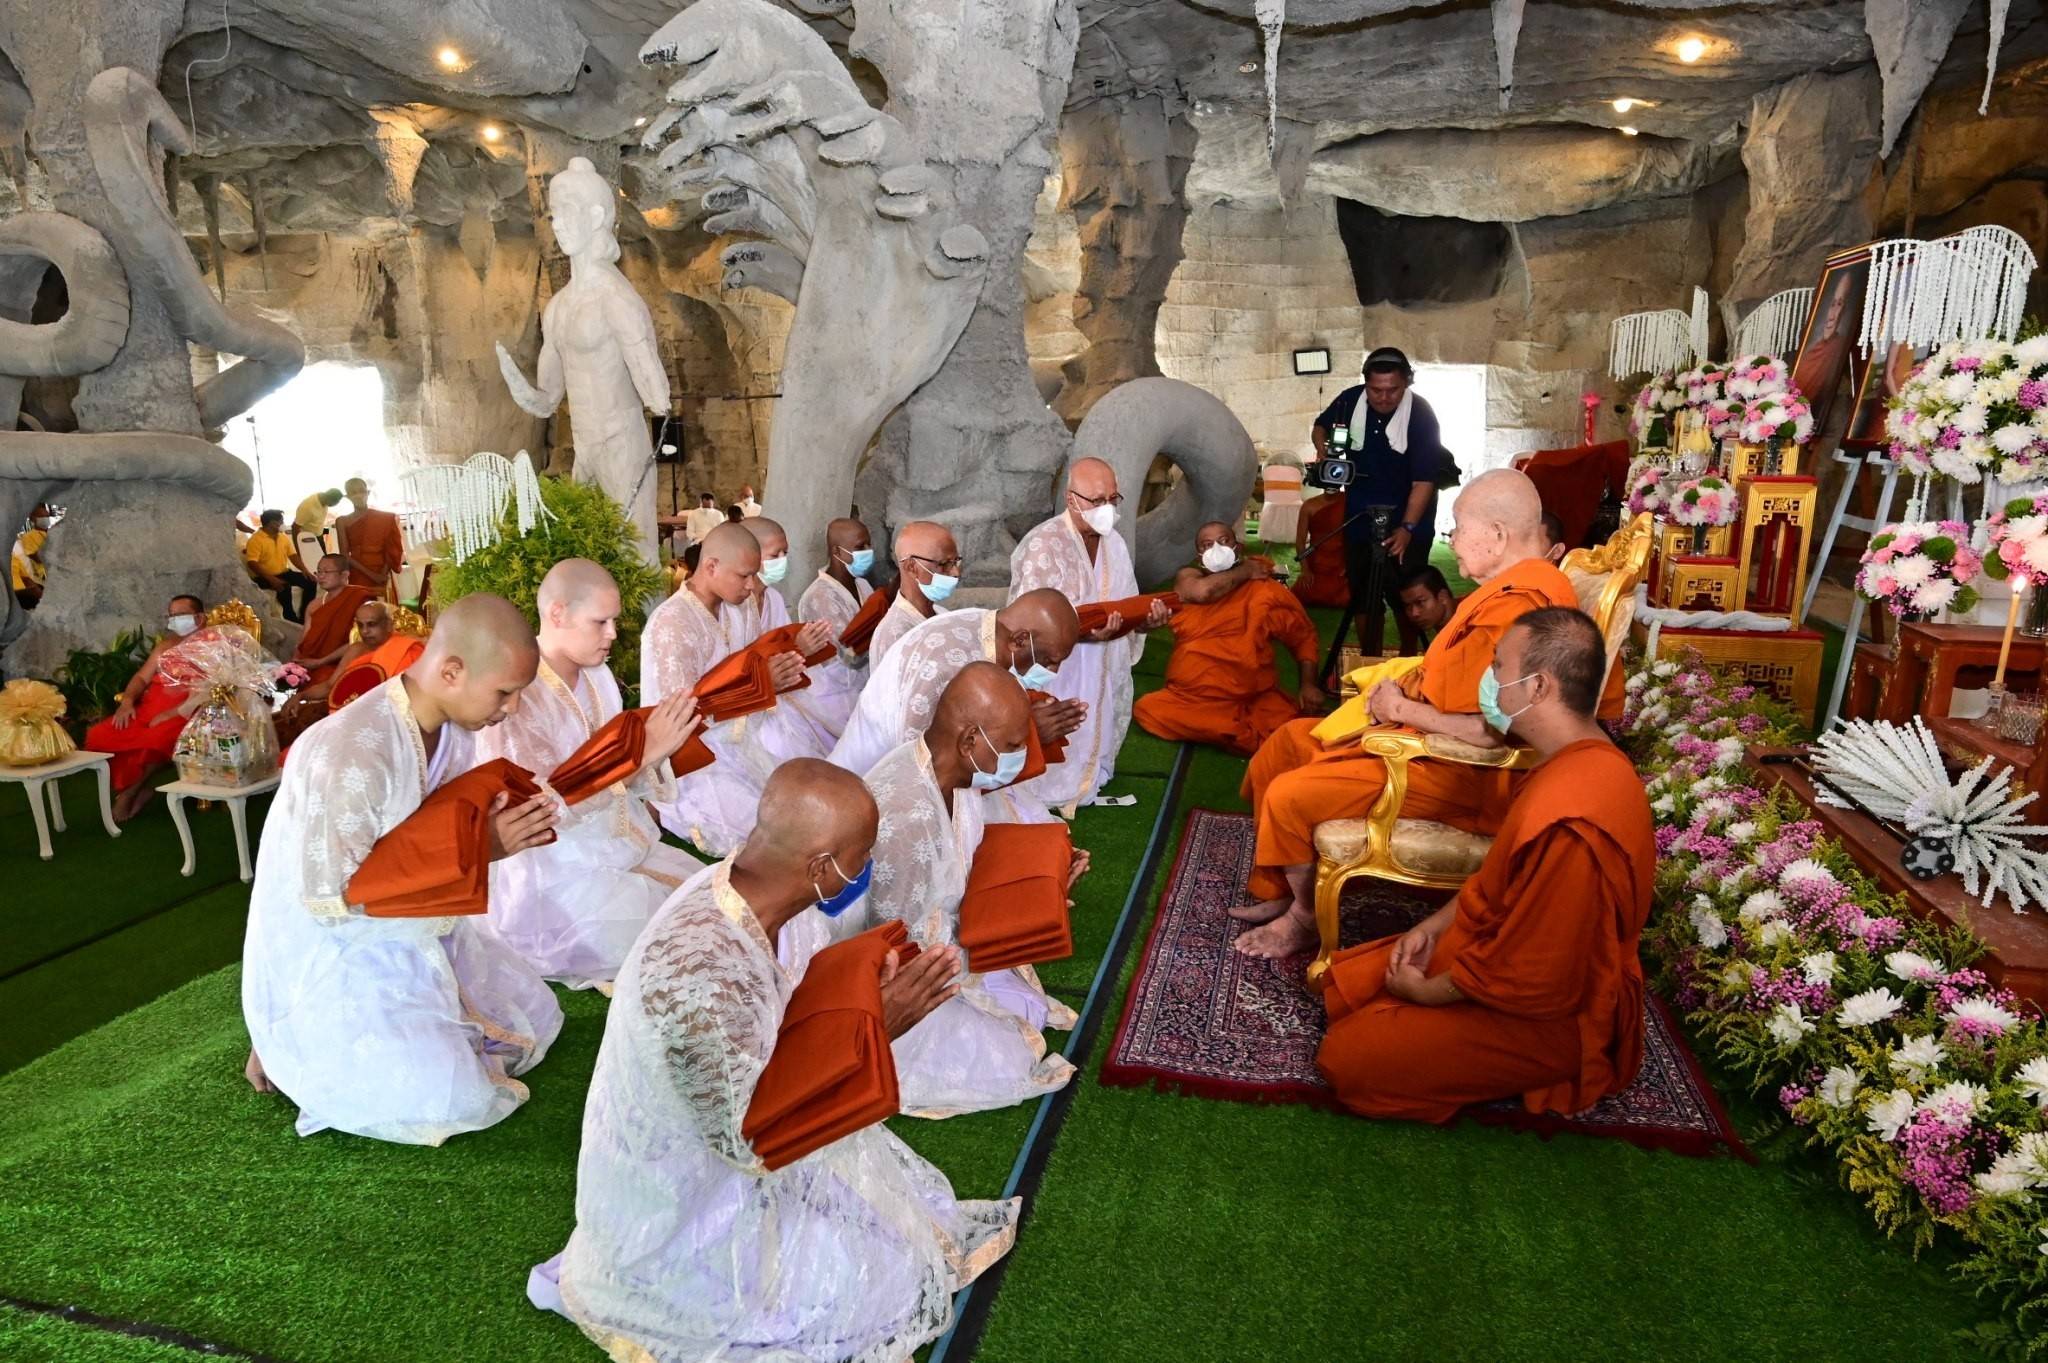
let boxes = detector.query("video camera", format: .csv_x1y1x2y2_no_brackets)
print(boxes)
1307,423,1357,491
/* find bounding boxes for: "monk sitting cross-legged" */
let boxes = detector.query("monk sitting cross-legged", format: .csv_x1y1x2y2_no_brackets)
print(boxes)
1316,606,1655,1122
1232,468,1577,959
1133,521,1326,757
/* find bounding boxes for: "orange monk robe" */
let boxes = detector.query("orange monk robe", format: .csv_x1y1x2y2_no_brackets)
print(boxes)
329,635,427,711
343,509,405,591
1315,738,1655,1121
1241,556,1576,901
83,669,192,789
293,585,376,684
1134,578,1320,757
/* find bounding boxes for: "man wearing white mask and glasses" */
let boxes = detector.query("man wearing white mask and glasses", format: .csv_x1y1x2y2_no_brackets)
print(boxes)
1135,521,1326,757
872,521,962,668
1009,457,1169,810
842,663,1084,1115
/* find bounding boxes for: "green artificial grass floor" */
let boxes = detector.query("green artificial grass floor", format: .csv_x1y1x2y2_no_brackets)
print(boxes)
0,576,1997,1362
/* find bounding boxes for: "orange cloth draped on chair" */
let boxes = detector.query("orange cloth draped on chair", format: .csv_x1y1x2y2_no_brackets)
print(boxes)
83,674,192,790
1134,579,1320,757
546,709,714,804
958,822,1074,972
838,585,895,656
743,922,916,1171
1291,494,1349,609
328,635,427,712
1075,592,1179,640
347,758,543,918
295,585,376,683
1314,738,1655,1121
1240,557,1577,902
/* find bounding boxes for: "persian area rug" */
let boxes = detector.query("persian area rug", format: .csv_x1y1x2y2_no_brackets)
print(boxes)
1102,808,1748,1159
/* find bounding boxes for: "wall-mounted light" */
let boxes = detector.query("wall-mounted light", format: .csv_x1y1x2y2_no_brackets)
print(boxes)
1676,36,1707,63
481,124,503,143
1293,348,1331,376
1612,98,1636,113
1238,60,1259,74
1620,126,1639,137
437,46,463,69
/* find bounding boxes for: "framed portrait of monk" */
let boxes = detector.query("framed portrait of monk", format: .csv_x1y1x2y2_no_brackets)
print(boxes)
1842,341,1925,451
1789,247,1873,434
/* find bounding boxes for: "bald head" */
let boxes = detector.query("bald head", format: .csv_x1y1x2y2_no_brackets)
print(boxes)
827,516,873,578
1195,520,1237,555
895,519,957,563
355,599,393,648
931,661,1033,789
996,587,1082,673
537,558,617,614
745,759,881,903
895,520,960,604
826,517,870,552
1069,457,1117,497
417,593,539,730
694,522,765,606
537,559,623,669
745,516,789,560
1447,468,1549,582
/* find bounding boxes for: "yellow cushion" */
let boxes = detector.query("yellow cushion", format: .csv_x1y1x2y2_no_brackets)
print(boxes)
1314,817,1494,878
1311,655,1426,744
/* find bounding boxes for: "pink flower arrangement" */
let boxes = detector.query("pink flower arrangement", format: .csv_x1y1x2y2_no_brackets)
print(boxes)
1982,493,2048,590
1625,464,1669,517
1629,370,1684,443
1887,336,2048,484
1726,353,1793,400
1855,519,1982,617
272,661,312,693
1740,393,1815,446
1669,475,1737,528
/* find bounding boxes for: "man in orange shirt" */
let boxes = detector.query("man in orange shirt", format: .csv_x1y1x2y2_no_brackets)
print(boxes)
337,477,405,595
1233,468,1575,958
1316,606,1655,1121
1133,521,1325,756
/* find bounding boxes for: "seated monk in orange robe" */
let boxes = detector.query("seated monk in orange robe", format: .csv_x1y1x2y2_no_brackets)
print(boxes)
85,594,214,822
290,554,377,685
1233,468,1578,959
277,599,400,746
1133,521,1327,757
1316,606,1654,1121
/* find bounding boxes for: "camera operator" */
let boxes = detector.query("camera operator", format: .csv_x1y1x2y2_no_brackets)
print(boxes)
1310,347,1442,656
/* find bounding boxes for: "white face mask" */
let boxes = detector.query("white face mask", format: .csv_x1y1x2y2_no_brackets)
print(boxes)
758,554,789,586
166,614,200,637
1200,543,1238,573
968,726,1029,790
1080,503,1118,536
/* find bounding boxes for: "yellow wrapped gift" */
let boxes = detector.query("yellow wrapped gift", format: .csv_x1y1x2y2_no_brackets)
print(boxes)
1310,654,1425,745
0,678,77,768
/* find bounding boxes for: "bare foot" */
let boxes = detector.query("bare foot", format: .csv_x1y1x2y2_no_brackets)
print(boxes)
113,784,155,824
1227,897,1290,924
244,1048,278,1093
1232,904,1318,958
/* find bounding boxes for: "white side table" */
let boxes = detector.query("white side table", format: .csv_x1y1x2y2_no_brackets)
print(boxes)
161,773,283,883
0,750,121,860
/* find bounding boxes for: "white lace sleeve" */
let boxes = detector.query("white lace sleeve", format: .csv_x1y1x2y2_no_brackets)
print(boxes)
296,728,400,920
895,624,984,746
640,595,713,706
864,751,955,948
635,901,779,1173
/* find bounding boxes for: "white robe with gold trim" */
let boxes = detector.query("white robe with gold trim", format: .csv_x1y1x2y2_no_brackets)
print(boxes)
794,568,873,738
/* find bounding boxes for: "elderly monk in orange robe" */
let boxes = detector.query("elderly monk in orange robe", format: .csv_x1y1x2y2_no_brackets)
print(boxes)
1233,468,1575,958
1315,606,1654,1120
289,554,377,685
1133,521,1326,756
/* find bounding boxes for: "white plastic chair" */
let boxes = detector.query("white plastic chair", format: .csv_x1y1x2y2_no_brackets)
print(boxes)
1258,462,1304,546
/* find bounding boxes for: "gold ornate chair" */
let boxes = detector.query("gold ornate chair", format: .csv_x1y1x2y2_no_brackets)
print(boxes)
1304,514,1654,986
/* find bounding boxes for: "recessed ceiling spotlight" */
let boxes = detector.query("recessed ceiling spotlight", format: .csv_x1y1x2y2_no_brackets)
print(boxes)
437,46,463,69
1676,36,1707,63
634,115,648,128
1612,98,1636,113
481,124,503,142
1238,60,1259,74
1620,125,1640,136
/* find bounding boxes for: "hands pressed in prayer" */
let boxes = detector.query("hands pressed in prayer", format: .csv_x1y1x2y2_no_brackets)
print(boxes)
879,943,962,1040
642,693,703,769
1085,611,1125,643
767,650,809,694
1066,847,1091,889
1032,696,1086,745
488,790,560,860
793,620,833,658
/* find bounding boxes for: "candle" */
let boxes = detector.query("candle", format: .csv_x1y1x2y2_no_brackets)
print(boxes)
1996,583,2026,691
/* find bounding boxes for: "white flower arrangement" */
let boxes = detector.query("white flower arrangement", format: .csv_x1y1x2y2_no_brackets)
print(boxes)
1768,1002,1817,1046
1865,1088,1918,1141
1818,1066,1862,1108
1887,339,2048,483
1839,987,1908,1027
1890,1034,1947,1083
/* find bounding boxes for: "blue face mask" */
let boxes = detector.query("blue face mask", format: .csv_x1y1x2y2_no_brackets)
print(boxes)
1010,635,1056,691
1477,667,1536,735
920,566,959,603
813,853,872,917
843,547,875,578
758,554,789,586
969,726,1029,791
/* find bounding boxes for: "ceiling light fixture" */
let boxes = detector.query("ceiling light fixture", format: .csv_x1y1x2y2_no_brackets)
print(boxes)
1612,98,1636,113
481,124,503,142
1238,60,1259,74
1676,36,1707,63
1620,126,1640,136
437,46,463,69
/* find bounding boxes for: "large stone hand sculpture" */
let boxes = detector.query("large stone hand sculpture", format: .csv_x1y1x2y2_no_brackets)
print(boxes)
638,0,992,589
495,156,671,559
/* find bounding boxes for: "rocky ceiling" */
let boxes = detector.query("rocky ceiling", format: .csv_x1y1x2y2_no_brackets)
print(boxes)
0,0,2044,237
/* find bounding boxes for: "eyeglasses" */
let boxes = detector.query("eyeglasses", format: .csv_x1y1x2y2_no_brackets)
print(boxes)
906,554,964,573
1069,490,1124,509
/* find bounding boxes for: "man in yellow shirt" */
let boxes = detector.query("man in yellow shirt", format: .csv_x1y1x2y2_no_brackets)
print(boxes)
291,488,343,573
243,509,315,622
11,505,51,608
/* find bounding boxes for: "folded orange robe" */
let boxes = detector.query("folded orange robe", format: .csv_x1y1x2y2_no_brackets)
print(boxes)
839,585,896,656
1134,578,1321,757
694,626,834,722
1315,739,1655,1122
756,622,837,667
347,758,543,917
1076,592,1180,639
1015,688,1070,785
1240,557,1577,901
547,709,715,806
743,922,917,1171
959,822,1074,972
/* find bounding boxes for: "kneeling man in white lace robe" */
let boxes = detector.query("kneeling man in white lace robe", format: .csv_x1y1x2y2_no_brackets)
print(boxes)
641,522,834,855
850,662,1086,1115
531,759,1018,1362
242,594,565,1145
473,559,705,989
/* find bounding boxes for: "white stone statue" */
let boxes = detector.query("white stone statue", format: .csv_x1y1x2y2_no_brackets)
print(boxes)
496,156,671,557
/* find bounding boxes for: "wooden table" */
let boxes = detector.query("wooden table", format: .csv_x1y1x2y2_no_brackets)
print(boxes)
0,750,120,860
1749,747,2048,1008
1853,620,2048,725
161,773,281,883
